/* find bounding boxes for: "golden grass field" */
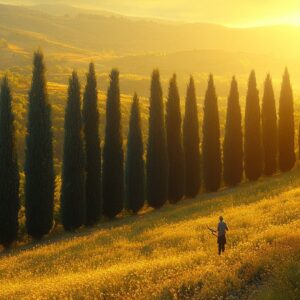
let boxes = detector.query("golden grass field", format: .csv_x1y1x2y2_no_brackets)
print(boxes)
1,167,300,299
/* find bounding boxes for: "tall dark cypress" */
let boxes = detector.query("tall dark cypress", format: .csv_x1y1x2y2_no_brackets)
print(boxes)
166,74,185,203
102,69,124,218
25,51,54,239
183,76,201,198
244,70,262,181
0,77,19,248
202,75,222,192
83,63,102,226
223,77,243,186
278,68,295,172
146,69,168,209
262,74,277,176
125,93,145,213
61,71,86,231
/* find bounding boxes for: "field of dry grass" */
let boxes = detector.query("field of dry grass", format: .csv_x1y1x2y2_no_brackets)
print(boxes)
1,167,300,299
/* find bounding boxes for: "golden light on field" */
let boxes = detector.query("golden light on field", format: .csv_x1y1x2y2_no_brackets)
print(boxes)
1,0,300,299
1,169,300,298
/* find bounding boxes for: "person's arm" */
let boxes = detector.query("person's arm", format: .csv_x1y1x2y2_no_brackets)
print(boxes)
225,224,229,231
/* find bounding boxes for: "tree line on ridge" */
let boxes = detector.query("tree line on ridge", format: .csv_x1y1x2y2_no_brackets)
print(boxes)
0,50,296,248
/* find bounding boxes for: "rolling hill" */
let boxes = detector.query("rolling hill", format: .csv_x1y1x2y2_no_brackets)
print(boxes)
1,3,300,56
1,2,300,99
0,167,300,299
1,4,300,299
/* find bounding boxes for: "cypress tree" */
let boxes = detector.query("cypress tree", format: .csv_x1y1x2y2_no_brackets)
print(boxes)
166,74,184,203
223,76,243,186
262,74,277,176
102,69,124,218
125,93,145,213
146,69,168,209
83,63,102,226
278,68,295,172
183,76,201,198
25,51,54,239
202,75,222,192
244,70,262,181
61,71,86,231
0,77,19,248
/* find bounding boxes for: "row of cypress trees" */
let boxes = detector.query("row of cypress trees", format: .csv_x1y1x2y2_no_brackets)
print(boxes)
0,50,297,247
211,69,295,191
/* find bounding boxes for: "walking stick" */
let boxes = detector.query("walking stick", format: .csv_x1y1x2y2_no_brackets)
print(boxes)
207,225,217,237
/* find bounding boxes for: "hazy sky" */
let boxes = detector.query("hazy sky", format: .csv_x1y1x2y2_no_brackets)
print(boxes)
2,0,300,26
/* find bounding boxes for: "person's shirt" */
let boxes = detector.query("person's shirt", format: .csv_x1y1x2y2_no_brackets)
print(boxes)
217,221,228,236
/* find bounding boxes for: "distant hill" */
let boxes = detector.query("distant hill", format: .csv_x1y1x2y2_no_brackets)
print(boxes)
1,3,300,56
0,2,300,99
1,4,300,94
31,3,123,18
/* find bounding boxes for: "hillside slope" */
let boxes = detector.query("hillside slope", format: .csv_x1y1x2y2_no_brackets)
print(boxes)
2,3,300,56
2,3,300,100
0,168,300,299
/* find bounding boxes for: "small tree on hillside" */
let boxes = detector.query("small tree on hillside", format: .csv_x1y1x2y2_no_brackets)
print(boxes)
146,69,168,209
61,71,86,231
223,76,243,186
102,69,124,218
244,70,262,181
262,74,277,176
125,93,145,213
0,77,19,248
202,75,222,192
166,74,184,203
278,68,295,172
183,76,201,198
83,63,102,226
25,50,54,239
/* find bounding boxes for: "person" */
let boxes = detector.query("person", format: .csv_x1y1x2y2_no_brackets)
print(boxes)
217,216,228,255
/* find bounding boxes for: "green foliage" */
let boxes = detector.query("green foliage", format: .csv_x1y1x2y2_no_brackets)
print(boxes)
223,77,243,186
183,76,201,198
166,74,185,203
61,71,86,231
202,75,221,192
146,69,168,208
125,93,145,213
102,69,124,218
83,63,102,225
25,50,54,239
262,74,277,176
244,70,262,181
278,69,295,172
0,77,19,247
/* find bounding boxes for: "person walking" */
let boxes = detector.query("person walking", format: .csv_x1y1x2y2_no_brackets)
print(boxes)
208,216,229,255
216,216,228,255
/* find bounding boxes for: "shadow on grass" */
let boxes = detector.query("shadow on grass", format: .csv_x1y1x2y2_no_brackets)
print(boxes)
1,167,300,257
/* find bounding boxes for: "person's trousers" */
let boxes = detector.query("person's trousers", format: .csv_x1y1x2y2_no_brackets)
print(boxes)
217,235,226,255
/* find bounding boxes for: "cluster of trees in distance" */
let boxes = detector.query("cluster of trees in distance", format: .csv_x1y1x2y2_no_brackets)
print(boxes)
0,50,297,248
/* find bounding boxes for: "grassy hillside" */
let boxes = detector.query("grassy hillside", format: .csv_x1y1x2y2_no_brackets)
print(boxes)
1,167,300,299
